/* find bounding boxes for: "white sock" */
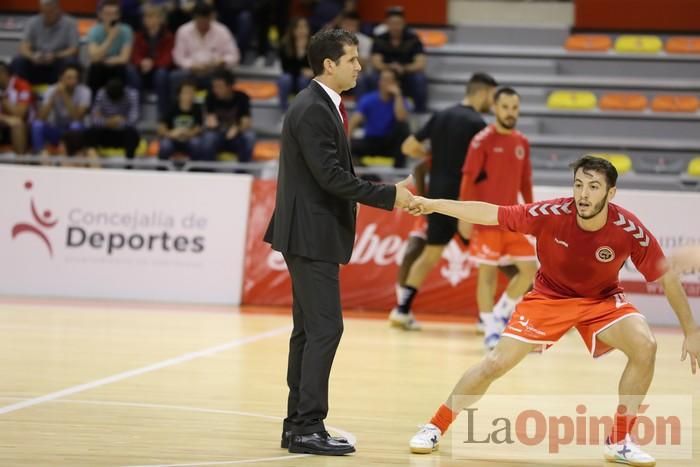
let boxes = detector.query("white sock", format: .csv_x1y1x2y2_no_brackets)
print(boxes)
493,293,519,321
479,312,498,335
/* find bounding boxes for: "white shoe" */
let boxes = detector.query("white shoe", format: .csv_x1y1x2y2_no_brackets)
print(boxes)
409,423,441,454
476,316,485,335
389,308,422,331
604,434,656,466
484,332,500,350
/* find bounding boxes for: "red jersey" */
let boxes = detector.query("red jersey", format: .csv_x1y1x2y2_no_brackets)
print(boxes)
0,76,32,114
498,197,666,299
460,124,533,205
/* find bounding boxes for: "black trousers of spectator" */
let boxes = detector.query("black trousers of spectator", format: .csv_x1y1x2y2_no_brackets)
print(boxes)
87,63,127,98
11,56,76,85
351,121,410,168
85,126,140,159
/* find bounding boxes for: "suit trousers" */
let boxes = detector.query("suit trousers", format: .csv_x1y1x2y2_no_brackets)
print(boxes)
282,253,344,435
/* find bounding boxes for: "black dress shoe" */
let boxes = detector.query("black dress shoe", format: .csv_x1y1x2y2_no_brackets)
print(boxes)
287,431,355,455
281,430,348,449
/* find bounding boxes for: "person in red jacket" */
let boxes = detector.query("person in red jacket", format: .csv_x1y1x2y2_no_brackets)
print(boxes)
127,3,174,117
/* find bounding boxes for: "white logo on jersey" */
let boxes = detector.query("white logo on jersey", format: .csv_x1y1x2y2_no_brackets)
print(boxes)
528,201,573,217
612,212,650,247
596,246,616,263
554,238,569,248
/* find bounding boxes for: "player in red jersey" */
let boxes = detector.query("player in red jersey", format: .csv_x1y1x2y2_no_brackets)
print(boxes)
406,155,700,466
460,87,537,349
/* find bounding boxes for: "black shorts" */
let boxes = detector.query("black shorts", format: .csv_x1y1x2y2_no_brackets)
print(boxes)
426,212,458,245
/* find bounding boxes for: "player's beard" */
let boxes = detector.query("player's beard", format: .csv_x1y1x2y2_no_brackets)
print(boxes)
497,116,517,130
576,193,608,220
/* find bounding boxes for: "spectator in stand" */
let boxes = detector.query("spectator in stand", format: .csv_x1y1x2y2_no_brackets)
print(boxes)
359,7,428,112
86,0,134,98
338,12,371,69
31,63,90,156
200,69,254,162
157,79,203,160
215,0,255,63
0,61,32,154
170,2,240,96
127,3,174,117
12,0,79,85
85,77,140,159
277,17,312,112
348,69,410,168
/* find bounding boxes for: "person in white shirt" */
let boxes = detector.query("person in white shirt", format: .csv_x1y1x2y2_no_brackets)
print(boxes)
170,2,239,99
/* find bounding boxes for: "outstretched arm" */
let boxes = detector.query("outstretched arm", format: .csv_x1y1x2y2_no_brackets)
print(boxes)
659,270,700,374
408,197,499,226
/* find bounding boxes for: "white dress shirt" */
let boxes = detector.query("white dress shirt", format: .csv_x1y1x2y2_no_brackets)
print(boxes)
313,79,344,123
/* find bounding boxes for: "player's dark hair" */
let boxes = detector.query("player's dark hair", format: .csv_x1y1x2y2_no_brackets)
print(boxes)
570,155,618,188
307,28,359,76
385,6,405,18
466,72,498,96
494,86,519,102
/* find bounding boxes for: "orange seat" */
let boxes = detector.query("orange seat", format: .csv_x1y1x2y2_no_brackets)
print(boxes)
77,19,96,37
415,30,448,48
651,95,699,113
599,93,648,111
665,36,700,54
233,81,278,100
147,140,160,157
253,140,280,161
565,34,612,52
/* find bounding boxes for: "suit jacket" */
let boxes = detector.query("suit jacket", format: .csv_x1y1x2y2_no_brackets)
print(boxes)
264,80,397,264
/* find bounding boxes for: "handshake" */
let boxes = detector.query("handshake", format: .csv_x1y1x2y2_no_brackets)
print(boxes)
394,175,435,216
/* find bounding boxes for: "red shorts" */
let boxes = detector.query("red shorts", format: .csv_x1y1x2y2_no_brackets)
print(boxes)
502,291,645,358
469,226,536,265
409,216,428,239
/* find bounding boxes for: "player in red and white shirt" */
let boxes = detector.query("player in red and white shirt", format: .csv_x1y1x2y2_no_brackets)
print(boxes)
407,155,700,466
460,87,537,349
0,61,32,154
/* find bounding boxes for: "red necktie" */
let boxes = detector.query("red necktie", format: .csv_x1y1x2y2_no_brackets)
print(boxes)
339,101,349,135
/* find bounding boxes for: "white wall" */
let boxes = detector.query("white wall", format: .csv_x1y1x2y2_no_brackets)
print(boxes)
449,0,574,26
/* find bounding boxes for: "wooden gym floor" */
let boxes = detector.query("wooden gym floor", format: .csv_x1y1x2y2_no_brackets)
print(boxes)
0,298,697,466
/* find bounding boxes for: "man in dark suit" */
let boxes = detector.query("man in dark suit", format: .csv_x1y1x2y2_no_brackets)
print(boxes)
264,28,413,456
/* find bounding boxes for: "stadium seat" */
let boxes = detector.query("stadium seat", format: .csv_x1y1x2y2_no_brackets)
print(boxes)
415,30,448,48
599,93,648,111
592,153,632,174
217,152,238,162
614,35,663,54
665,36,700,54
651,95,699,113
253,140,280,161
99,139,149,158
360,156,394,167
564,34,612,52
233,81,277,100
77,19,96,37
688,157,700,176
546,90,597,110
31,84,50,97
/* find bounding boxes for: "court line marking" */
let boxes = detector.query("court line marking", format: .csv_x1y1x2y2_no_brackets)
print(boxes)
0,397,357,467
0,325,291,416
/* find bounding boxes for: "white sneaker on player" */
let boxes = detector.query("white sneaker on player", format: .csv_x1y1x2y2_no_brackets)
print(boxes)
476,316,485,335
604,434,656,466
409,423,441,454
389,308,422,331
484,332,500,350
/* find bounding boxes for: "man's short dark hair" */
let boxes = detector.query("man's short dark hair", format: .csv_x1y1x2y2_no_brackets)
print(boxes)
385,6,405,18
211,68,235,85
100,0,120,10
570,155,618,188
307,28,359,76
494,86,519,102
466,72,497,96
61,62,82,78
178,78,198,94
193,1,213,17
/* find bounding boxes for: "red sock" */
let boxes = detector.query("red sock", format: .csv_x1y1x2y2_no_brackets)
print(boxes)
610,412,637,443
430,404,457,434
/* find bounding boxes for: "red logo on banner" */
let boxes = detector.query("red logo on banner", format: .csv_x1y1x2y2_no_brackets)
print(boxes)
11,180,58,257
243,180,507,316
